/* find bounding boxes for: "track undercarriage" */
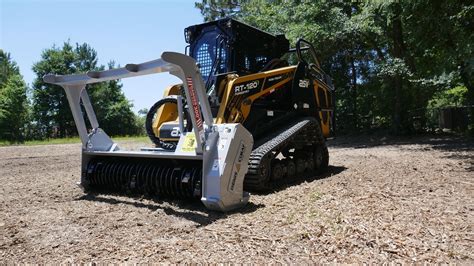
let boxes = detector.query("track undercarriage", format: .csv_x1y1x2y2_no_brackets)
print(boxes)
245,117,329,191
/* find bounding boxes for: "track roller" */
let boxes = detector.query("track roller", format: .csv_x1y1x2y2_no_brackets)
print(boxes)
244,117,329,191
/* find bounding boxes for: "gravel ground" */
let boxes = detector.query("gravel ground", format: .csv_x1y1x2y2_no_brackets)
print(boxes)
1,135,473,263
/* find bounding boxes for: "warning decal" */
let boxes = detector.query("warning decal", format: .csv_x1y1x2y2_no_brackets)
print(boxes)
186,77,204,142
180,133,197,152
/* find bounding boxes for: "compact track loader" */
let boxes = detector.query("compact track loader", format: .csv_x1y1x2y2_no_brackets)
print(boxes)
44,18,334,212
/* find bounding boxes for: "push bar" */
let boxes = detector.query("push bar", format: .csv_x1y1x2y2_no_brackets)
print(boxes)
44,52,214,154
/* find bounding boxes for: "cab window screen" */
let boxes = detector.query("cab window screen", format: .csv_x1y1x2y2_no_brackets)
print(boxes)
196,43,213,78
192,30,227,82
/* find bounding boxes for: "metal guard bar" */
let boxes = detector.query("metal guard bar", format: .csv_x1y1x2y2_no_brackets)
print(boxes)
43,52,214,154
43,58,177,86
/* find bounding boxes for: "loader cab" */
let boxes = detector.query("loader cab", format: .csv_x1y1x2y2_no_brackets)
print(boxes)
185,18,290,87
185,24,228,82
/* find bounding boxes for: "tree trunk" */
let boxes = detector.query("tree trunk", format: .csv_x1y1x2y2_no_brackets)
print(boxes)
349,50,358,130
460,60,474,105
391,3,404,134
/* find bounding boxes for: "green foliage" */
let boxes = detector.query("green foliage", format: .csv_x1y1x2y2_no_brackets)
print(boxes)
0,50,20,88
31,42,89,138
88,62,142,136
0,51,29,142
428,86,468,109
0,74,29,142
425,86,469,130
195,0,474,134
135,108,149,135
195,0,241,22
31,42,141,139
0,50,17,90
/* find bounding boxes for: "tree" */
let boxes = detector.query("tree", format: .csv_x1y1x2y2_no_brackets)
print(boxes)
31,42,140,139
0,50,29,142
195,0,474,134
89,62,141,136
195,0,241,22
32,42,83,138
195,1,379,131
0,50,20,88
0,75,29,142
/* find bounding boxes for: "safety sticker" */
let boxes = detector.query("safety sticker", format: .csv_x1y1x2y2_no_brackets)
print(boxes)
212,159,219,171
180,133,196,152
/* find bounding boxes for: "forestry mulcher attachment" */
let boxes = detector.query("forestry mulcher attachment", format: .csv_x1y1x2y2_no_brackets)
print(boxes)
44,18,334,212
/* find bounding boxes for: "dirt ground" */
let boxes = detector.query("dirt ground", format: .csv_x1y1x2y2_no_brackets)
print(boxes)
1,135,473,263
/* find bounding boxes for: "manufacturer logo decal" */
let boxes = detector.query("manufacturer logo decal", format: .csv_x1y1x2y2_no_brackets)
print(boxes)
299,79,310,88
229,142,246,192
237,141,246,163
234,80,259,95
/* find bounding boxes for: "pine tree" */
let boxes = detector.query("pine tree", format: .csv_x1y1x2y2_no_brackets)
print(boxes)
0,50,29,142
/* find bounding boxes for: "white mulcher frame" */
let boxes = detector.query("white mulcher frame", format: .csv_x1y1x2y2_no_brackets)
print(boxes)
44,52,253,211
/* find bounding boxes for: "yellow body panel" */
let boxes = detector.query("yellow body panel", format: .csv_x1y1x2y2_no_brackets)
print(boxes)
152,85,181,137
313,81,332,137
216,66,296,124
152,66,333,140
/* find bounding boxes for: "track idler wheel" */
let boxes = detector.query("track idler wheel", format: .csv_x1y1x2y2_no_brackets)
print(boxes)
306,152,315,172
284,159,296,178
295,158,306,174
314,143,329,173
249,154,272,191
271,159,284,180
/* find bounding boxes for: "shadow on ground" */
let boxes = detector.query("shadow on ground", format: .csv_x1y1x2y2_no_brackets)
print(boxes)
251,165,347,195
76,193,264,227
75,165,346,225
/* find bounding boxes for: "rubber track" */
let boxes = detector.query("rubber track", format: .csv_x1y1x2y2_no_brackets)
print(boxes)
244,117,323,191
